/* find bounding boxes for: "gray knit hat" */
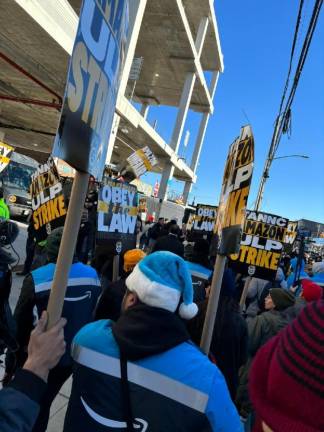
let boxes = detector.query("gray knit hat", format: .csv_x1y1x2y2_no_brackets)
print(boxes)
270,288,295,311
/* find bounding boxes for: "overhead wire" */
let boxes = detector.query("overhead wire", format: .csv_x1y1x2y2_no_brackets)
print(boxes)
255,0,323,210
273,0,323,154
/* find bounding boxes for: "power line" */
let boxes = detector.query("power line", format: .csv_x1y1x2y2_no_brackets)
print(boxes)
255,0,323,210
277,0,305,118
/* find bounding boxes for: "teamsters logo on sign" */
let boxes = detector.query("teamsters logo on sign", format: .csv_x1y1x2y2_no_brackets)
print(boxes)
97,179,138,251
215,125,254,255
53,0,129,179
230,210,289,280
31,157,67,242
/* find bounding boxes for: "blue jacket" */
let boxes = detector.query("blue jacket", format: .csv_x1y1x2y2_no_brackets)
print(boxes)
63,320,242,432
0,369,46,432
286,257,309,289
32,262,101,366
12,262,101,370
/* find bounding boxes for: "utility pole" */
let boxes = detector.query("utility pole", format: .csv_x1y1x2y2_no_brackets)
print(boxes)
254,116,281,211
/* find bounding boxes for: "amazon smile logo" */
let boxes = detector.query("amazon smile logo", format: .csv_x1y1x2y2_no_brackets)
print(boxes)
64,291,92,302
81,397,148,431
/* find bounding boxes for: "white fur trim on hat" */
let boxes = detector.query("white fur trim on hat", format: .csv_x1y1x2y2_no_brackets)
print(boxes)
126,265,181,312
179,302,198,320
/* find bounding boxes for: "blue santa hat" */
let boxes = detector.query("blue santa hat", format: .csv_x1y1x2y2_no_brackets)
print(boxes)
126,251,198,320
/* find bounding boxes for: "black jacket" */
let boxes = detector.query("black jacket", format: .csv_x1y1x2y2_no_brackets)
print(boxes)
148,223,166,240
95,277,128,322
152,234,184,258
188,297,248,401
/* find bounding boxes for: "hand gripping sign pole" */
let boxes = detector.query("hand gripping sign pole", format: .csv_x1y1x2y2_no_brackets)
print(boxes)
46,0,129,328
200,126,254,354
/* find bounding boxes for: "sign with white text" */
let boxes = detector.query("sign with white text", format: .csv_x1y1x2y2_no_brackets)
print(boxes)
97,179,138,252
52,0,129,179
193,204,218,233
215,125,254,255
127,146,158,177
31,157,67,242
230,210,289,280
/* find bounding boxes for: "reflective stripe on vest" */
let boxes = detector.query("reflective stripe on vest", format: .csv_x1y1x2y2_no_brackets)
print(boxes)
34,277,101,293
73,345,209,413
190,270,210,280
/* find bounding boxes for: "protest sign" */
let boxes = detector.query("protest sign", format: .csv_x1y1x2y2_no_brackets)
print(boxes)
284,221,298,253
187,204,218,242
193,204,218,233
201,125,254,355
0,142,14,173
46,0,129,329
30,157,67,242
230,210,289,280
127,146,158,177
52,0,129,180
138,196,147,213
97,179,138,253
215,125,254,255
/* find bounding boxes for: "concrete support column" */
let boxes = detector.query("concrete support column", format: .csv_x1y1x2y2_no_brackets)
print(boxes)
182,181,193,205
140,103,149,120
182,71,220,205
158,16,209,207
105,0,147,165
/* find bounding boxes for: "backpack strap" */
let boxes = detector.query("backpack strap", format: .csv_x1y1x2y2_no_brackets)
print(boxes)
120,356,134,432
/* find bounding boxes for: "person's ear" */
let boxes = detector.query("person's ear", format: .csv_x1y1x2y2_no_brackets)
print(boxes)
128,292,138,307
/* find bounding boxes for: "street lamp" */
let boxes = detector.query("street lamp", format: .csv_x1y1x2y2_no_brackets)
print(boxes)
255,154,309,209
272,154,309,160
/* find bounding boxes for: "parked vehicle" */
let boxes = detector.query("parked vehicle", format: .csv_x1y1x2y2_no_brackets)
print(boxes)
0,152,38,220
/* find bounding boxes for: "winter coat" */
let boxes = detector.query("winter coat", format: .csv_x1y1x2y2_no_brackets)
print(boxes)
152,233,185,258
11,262,101,369
64,305,242,432
148,222,165,240
0,198,9,219
94,277,128,322
188,297,248,401
0,369,46,432
245,278,269,317
236,309,294,416
247,310,291,357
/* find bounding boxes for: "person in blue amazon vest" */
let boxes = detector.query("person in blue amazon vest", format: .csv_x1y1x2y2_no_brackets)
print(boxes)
6,227,101,432
63,251,242,432
286,256,310,289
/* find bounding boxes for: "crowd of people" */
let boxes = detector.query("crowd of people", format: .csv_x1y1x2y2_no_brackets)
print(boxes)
0,215,323,432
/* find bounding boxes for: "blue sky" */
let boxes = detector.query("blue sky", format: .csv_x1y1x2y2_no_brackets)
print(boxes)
141,0,324,223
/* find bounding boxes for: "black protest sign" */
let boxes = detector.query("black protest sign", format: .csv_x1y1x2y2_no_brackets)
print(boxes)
96,179,138,253
193,204,218,233
31,157,67,242
283,221,298,253
187,204,218,242
230,210,289,280
52,0,129,179
215,125,254,255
